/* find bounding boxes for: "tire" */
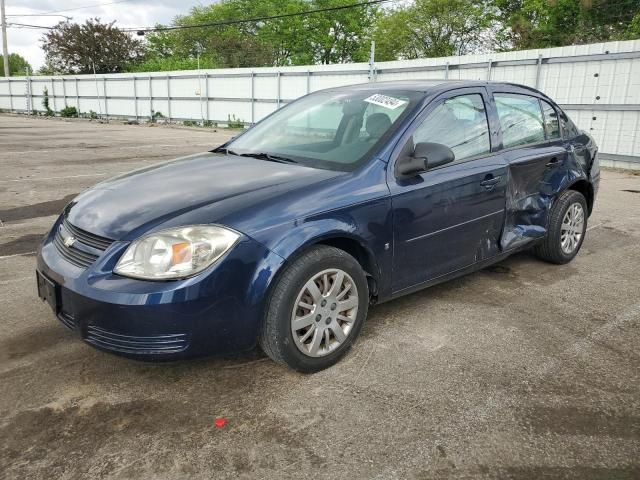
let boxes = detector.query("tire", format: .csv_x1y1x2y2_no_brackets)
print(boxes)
534,190,588,264
259,245,369,373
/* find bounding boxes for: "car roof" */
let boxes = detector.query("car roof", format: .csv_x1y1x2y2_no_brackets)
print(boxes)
326,80,546,97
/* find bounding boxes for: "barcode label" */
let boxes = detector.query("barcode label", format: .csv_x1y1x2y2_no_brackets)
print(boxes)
364,94,407,110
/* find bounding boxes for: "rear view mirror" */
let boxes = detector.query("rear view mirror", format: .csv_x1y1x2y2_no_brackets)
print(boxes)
396,142,455,178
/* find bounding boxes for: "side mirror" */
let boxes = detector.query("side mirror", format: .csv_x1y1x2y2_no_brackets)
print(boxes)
396,142,455,178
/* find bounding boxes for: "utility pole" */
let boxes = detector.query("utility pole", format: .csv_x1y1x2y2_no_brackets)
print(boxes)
1,0,9,77
368,40,376,82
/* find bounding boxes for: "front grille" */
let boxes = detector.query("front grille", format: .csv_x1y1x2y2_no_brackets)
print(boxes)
62,219,113,250
53,219,114,268
85,325,189,355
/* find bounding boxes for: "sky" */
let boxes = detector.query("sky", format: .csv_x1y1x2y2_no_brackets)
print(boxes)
4,0,207,70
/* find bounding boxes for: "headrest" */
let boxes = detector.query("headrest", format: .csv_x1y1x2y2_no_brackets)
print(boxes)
366,113,392,139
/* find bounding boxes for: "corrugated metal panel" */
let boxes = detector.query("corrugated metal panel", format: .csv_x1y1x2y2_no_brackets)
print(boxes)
1,39,638,161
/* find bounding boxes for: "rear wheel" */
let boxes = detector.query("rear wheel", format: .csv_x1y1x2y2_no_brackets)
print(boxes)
259,245,369,373
534,190,588,264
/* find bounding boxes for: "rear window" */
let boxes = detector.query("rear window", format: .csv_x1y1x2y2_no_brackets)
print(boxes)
540,99,561,140
495,93,545,148
560,112,580,139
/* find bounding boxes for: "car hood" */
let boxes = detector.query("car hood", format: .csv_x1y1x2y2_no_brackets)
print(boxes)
65,152,342,240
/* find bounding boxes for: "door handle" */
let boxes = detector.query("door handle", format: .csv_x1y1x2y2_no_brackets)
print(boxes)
546,156,561,167
480,176,501,189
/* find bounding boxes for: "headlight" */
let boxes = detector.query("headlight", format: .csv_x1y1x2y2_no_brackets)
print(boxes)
114,225,240,280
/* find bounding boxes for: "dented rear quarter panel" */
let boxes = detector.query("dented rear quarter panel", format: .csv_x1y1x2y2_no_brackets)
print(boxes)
500,131,598,251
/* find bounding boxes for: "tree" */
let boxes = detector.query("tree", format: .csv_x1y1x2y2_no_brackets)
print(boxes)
142,0,304,69
0,53,32,76
137,0,378,70
625,11,640,39
372,9,420,61
373,0,496,61
129,56,216,72
305,0,378,64
493,0,640,50
41,18,146,74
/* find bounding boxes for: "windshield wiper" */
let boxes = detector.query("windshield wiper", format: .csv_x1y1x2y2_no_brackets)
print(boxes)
215,146,298,164
225,149,298,164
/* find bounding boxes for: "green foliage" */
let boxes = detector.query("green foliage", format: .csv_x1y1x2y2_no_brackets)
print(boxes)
35,63,56,76
0,53,32,76
133,0,379,70
38,0,640,74
41,18,145,74
42,88,53,116
227,114,244,128
372,9,417,61
60,106,79,117
374,0,496,60
300,0,379,64
128,56,215,72
625,11,640,39
374,0,640,57
149,110,165,123
493,0,640,50
182,119,219,128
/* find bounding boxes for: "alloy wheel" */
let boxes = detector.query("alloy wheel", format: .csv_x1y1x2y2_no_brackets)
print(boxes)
560,202,585,254
290,268,359,357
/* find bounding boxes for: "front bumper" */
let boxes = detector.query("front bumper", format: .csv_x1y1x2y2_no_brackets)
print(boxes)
37,217,284,360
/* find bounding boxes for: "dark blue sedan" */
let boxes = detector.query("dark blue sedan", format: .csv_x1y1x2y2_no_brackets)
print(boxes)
36,80,599,372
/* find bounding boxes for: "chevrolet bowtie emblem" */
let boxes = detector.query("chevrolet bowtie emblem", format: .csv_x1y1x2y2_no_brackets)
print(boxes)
63,235,76,248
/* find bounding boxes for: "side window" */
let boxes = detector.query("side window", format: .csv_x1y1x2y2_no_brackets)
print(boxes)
412,94,491,163
495,94,545,148
540,99,560,139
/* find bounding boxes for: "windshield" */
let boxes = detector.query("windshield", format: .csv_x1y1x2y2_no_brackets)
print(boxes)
224,89,423,171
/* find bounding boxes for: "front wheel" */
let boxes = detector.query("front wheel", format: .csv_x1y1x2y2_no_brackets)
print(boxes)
534,190,588,264
259,245,369,373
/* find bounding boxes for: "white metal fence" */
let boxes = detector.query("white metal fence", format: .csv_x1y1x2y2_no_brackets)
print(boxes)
1,39,639,168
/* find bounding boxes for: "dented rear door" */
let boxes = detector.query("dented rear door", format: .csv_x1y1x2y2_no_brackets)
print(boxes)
500,146,568,250
489,91,569,250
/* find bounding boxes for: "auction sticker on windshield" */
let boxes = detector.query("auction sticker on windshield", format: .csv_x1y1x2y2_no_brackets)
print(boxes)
364,94,407,110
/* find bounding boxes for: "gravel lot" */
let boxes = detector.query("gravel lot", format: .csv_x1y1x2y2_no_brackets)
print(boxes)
1,114,639,480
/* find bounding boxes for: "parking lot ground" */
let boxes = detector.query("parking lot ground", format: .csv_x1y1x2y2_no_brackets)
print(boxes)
1,114,639,480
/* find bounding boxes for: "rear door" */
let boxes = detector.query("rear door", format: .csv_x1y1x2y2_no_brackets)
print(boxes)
388,88,507,293
489,91,568,250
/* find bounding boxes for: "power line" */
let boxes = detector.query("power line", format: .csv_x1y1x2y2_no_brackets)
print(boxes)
7,22,56,30
3,0,393,33
8,0,636,41
124,0,393,34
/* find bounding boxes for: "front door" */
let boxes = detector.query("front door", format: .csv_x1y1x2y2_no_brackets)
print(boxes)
388,89,507,293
